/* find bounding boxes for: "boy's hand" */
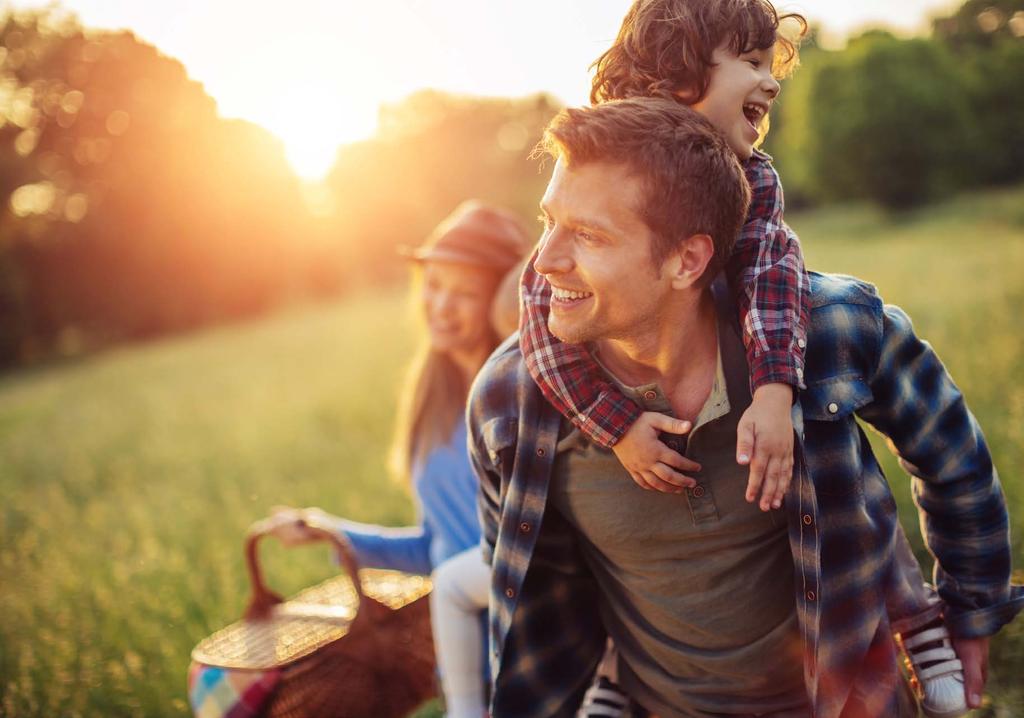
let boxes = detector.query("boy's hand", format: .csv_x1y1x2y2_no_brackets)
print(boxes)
612,411,700,493
736,383,794,511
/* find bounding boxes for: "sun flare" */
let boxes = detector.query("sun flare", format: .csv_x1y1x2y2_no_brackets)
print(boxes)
261,84,381,182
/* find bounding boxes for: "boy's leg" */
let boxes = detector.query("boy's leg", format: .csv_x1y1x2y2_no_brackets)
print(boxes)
889,530,942,635
577,639,630,718
430,547,491,718
889,530,966,718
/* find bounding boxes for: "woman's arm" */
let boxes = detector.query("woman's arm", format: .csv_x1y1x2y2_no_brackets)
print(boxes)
258,506,434,576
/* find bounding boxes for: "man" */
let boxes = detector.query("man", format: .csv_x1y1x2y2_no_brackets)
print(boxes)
467,98,1022,717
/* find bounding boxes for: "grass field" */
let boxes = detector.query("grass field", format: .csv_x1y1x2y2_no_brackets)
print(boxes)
2,184,1023,717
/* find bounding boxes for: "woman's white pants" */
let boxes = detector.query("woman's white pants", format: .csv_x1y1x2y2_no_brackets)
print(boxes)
430,546,491,718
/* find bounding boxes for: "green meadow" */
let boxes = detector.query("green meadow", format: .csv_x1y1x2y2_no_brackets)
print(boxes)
1,185,1023,717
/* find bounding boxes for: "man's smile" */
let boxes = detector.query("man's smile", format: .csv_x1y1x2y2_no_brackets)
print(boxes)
550,285,594,304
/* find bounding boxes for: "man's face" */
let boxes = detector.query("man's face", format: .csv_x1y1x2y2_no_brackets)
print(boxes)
534,159,672,345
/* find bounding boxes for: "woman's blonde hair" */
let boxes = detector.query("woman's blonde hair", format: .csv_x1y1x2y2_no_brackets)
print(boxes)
387,201,530,481
387,269,501,482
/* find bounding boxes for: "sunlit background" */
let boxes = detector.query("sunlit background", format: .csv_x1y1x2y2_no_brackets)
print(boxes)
7,0,963,179
0,1,1022,716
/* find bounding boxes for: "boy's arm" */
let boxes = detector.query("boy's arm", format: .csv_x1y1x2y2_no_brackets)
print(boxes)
519,252,642,448
727,156,810,391
727,157,810,509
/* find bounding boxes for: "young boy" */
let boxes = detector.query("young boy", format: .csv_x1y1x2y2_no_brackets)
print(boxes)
519,1,968,716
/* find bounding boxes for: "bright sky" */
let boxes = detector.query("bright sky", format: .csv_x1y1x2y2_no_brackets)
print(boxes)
6,0,961,179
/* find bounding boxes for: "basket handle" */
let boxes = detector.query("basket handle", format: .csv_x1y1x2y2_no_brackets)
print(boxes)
243,519,367,621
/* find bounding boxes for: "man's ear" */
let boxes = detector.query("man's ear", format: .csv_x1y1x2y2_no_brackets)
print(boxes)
666,234,715,289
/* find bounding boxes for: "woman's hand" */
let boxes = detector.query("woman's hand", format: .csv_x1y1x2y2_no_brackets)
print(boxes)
250,505,340,546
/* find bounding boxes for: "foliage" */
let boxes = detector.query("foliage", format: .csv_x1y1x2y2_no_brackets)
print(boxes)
0,8,555,368
1,183,1023,716
323,90,556,287
932,0,1024,49
814,33,970,208
767,1,1024,210
0,0,1022,364
0,10,311,363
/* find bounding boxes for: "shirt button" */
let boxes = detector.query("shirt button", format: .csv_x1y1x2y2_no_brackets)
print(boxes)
505,587,515,599
519,522,531,533
806,590,816,601
643,390,657,402
797,338,806,349
692,485,706,498
802,514,813,526
536,447,545,457
827,402,839,414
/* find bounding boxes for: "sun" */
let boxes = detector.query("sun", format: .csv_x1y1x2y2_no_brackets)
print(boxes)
260,84,381,182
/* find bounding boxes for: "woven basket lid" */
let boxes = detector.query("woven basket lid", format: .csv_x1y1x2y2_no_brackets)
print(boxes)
191,569,431,670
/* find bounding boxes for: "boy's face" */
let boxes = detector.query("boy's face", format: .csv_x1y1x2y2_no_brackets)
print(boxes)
690,45,780,160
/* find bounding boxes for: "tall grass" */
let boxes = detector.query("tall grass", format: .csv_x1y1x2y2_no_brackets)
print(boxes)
1,185,1022,716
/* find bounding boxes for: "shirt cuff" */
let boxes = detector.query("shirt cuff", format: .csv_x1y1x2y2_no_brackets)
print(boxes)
946,585,1024,639
749,349,805,392
575,390,644,448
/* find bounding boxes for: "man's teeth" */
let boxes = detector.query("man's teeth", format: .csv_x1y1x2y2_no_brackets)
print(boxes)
743,103,765,121
552,288,592,301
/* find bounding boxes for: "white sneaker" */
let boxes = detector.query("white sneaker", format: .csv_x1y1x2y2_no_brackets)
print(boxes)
576,676,629,718
901,623,968,718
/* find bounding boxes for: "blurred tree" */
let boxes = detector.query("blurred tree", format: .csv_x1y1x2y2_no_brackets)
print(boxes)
323,90,558,286
932,0,1024,48
0,8,310,364
934,0,1024,186
956,38,1024,185
770,1,1024,210
772,32,974,209
4,0,1018,366
761,35,825,209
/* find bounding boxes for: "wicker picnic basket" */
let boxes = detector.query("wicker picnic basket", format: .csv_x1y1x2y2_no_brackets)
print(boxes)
191,523,436,718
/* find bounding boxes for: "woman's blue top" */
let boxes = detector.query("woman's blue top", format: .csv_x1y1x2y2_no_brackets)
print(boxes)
339,421,481,576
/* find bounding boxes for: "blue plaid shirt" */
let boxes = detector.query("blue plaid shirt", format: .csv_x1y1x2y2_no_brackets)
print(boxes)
468,272,1023,718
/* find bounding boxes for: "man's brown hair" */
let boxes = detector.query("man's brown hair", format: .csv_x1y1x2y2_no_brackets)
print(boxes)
537,97,750,283
591,0,807,105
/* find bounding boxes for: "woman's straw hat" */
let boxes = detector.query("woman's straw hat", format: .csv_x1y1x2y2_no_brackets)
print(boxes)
401,200,533,275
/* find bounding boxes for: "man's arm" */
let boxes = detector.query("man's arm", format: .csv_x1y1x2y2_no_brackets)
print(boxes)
856,304,1022,707
857,303,1022,638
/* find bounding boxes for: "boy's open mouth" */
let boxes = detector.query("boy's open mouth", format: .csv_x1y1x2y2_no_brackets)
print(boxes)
742,103,766,128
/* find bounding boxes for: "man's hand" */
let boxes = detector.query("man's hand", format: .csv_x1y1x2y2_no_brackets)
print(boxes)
736,383,794,511
952,636,990,709
611,411,700,493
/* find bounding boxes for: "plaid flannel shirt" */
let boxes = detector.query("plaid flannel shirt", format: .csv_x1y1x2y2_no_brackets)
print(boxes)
471,272,1023,718
520,150,810,448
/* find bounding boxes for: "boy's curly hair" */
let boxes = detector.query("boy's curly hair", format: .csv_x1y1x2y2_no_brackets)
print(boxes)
591,0,807,105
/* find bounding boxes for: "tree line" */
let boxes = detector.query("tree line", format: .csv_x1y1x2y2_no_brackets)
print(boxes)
767,0,1024,209
0,1,1020,367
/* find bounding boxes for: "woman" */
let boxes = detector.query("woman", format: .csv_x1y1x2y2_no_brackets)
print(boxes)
262,200,531,718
